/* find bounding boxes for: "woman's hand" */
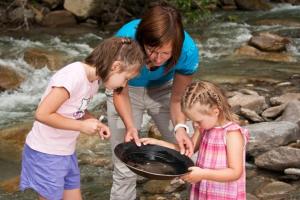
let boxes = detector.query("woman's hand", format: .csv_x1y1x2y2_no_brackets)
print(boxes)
125,127,141,146
181,166,203,184
175,128,194,157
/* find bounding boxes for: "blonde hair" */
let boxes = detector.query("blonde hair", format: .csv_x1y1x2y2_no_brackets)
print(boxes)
181,81,238,123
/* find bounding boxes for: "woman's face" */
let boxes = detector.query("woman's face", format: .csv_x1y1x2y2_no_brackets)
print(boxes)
144,42,172,67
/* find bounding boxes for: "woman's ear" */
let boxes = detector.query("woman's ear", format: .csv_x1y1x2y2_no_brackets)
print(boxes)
111,61,122,72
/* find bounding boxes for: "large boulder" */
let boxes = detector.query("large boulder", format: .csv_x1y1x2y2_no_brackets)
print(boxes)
245,121,299,156
41,10,77,27
255,146,300,171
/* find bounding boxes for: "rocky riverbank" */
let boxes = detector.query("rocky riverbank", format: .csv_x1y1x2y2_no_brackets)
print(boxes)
0,76,299,199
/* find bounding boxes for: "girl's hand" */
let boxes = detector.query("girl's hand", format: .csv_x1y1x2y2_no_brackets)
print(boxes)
125,127,141,146
98,122,111,140
80,118,102,135
181,166,203,184
140,137,160,145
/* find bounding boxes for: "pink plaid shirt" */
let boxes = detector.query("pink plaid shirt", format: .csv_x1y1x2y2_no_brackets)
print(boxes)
190,122,249,200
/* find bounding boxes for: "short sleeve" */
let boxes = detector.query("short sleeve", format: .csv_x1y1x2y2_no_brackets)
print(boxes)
175,32,200,75
48,63,84,98
224,123,250,147
115,19,140,39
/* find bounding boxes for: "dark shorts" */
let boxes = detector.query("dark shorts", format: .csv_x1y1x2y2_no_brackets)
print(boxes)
20,144,80,200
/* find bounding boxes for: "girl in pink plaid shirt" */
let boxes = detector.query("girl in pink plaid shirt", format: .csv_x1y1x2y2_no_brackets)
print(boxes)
141,80,249,200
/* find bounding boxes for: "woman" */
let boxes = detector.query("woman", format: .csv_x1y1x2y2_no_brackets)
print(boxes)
107,2,199,200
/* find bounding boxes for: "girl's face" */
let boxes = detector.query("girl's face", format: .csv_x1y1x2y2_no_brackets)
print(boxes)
185,102,220,130
144,42,172,67
104,63,139,90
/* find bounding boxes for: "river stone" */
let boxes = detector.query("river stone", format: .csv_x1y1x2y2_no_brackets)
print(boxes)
270,93,300,106
235,0,272,10
245,121,299,156
234,45,297,63
261,104,286,119
240,108,264,122
24,47,70,71
276,100,300,127
0,122,32,162
41,10,77,27
284,168,300,176
228,91,267,114
64,0,105,19
254,181,294,199
249,32,290,52
246,193,259,200
143,179,185,194
0,65,24,91
255,146,300,171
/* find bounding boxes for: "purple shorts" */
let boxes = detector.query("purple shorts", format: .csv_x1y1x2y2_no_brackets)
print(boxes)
20,144,80,200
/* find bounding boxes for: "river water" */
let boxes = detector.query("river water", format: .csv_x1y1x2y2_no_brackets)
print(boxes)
0,3,300,200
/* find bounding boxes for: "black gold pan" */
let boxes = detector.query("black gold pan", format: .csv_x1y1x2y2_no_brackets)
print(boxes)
114,141,194,180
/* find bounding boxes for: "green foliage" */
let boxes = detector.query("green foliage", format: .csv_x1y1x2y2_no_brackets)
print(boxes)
167,0,217,24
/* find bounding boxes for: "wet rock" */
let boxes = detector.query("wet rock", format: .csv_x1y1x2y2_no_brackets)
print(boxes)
0,176,20,193
254,181,294,199
143,179,185,194
270,93,300,106
0,122,32,162
240,108,264,122
148,123,162,139
24,47,70,71
41,0,63,9
234,0,272,10
64,0,105,19
255,146,300,171
276,100,300,127
284,168,300,176
246,193,259,200
245,121,299,156
228,91,267,114
41,10,77,27
261,104,286,119
0,65,24,91
233,45,296,63
246,175,273,194
253,19,300,27
249,32,290,52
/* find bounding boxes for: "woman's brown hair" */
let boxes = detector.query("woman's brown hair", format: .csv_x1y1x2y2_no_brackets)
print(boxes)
136,1,184,72
181,81,239,123
84,37,144,82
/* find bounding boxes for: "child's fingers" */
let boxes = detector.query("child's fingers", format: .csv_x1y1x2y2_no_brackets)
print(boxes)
140,138,150,145
98,129,104,140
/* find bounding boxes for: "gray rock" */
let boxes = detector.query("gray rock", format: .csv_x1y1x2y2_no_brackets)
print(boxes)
245,121,299,156
255,146,300,171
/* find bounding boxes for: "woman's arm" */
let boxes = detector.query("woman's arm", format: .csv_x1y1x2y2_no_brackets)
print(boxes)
170,73,194,156
182,130,245,183
113,85,141,145
35,87,101,135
